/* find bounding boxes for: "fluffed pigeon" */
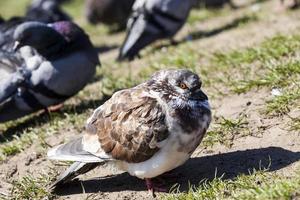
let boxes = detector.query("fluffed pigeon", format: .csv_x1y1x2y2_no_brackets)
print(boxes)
48,69,211,195
0,21,100,123
118,0,193,61
85,0,135,30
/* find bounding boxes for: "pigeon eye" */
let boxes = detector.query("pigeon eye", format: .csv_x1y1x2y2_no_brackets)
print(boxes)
179,83,188,90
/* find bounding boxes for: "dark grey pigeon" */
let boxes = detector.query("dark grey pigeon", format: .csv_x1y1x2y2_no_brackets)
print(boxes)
26,0,71,23
0,17,27,80
0,17,26,50
0,0,70,50
0,21,100,123
118,0,192,61
85,0,135,31
0,0,71,76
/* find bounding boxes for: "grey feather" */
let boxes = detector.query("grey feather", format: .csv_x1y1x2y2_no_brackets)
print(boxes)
0,21,99,123
118,0,192,60
47,137,104,162
0,70,26,104
50,162,100,188
48,137,105,188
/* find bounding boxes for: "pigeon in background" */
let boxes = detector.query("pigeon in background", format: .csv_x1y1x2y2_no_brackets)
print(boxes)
279,0,299,9
0,17,26,50
118,0,193,61
0,17,27,81
26,0,71,23
0,0,70,49
0,21,100,123
85,0,135,31
48,69,211,196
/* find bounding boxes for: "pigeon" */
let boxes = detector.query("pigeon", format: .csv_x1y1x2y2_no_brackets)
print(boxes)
0,0,70,50
0,17,26,50
118,0,193,61
85,0,135,30
279,0,299,9
26,0,71,23
48,69,211,195
0,21,100,123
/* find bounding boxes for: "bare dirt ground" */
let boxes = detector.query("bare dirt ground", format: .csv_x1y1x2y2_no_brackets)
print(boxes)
0,1,300,199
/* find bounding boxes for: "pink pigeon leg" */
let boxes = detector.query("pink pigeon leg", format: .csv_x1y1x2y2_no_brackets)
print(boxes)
145,178,167,198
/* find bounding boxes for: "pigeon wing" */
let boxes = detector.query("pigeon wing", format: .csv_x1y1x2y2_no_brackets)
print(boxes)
86,85,169,163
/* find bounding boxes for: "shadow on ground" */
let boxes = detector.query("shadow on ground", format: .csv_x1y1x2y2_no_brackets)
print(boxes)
151,14,258,52
0,95,111,143
187,14,257,41
54,146,300,196
94,45,118,54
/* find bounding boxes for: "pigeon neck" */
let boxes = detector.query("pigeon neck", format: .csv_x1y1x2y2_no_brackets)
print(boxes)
35,39,67,60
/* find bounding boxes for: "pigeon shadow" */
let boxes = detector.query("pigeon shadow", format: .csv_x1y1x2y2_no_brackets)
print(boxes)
54,147,300,196
94,45,118,54
186,14,257,41
193,0,235,9
0,95,111,143
192,0,269,9
152,14,258,52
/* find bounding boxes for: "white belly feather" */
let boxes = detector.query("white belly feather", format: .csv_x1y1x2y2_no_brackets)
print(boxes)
117,91,206,179
119,132,193,179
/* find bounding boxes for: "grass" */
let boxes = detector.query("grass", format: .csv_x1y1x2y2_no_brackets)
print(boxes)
208,34,300,118
213,35,300,67
202,114,251,148
290,118,300,131
162,169,300,200
9,170,57,200
0,0,31,19
0,0,300,199
265,87,300,116
0,107,90,161
229,57,300,94
187,8,229,25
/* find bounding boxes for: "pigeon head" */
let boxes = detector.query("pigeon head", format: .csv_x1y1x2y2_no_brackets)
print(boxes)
13,21,67,55
149,69,208,102
50,21,100,64
13,21,99,63
50,21,86,42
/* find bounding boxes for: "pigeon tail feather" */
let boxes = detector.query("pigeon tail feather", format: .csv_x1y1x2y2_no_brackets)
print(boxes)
47,137,103,163
118,18,161,61
50,161,101,188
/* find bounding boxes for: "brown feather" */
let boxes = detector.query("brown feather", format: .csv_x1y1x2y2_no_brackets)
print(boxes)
92,86,169,163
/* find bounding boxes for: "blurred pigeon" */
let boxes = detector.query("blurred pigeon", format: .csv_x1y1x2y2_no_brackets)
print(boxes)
118,0,193,61
85,0,135,31
0,0,70,50
48,69,211,195
0,17,26,50
279,0,299,9
0,17,27,82
0,21,100,123
0,16,4,23
26,0,71,23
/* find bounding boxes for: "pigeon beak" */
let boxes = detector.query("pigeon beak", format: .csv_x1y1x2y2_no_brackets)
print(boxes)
13,41,22,52
193,89,208,101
